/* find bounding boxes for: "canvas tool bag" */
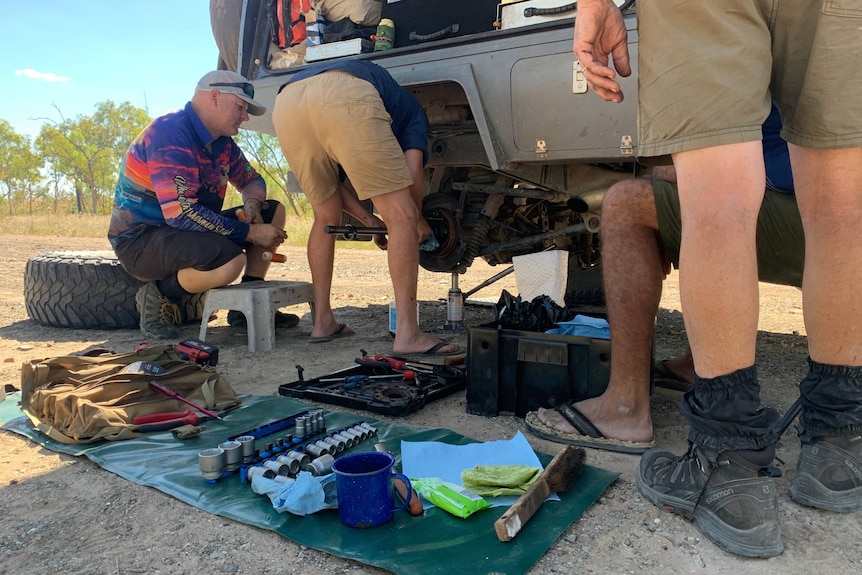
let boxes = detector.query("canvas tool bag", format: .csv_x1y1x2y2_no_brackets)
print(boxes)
20,345,241,444
311,0,383,26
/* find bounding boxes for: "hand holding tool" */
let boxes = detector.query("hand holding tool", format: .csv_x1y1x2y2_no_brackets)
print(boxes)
494,446,585,542
148,380,223,420
237,208,286,262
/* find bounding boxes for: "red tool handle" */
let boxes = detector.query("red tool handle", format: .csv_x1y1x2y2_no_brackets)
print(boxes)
134,412,200,432
148,381,222,420
133,410,194,425
374,355,406,370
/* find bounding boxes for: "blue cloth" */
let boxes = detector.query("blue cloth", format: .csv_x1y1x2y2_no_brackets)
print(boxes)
545,315,610,339
251,471,338,516
281,60,429,165
418,230,440,252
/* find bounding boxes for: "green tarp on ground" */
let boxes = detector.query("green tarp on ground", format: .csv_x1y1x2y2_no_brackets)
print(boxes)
1,393,618,575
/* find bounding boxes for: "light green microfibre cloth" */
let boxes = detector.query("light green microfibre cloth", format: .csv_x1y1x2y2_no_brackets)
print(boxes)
461,465,542,497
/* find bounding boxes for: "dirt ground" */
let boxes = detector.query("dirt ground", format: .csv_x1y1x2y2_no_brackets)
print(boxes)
0,233,857,575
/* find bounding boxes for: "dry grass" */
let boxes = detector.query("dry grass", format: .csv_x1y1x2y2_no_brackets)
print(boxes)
0,212,376,250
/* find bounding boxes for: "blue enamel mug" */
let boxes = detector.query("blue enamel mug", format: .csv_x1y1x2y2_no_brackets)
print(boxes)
332,451,413,528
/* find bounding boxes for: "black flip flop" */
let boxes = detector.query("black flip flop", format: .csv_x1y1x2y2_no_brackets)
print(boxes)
524,403,654,455
653,359,694,392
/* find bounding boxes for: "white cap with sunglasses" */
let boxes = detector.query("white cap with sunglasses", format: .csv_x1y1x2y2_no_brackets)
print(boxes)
196,70,266,116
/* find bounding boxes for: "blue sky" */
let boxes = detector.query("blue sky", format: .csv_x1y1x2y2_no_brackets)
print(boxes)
1,0,220,138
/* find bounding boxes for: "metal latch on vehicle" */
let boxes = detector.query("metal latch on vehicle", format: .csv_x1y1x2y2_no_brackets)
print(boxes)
573,61,587,94
620,135,634,155
535,139,548,159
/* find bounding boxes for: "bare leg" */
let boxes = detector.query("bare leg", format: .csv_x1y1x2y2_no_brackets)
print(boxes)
675,142,764,377
307,191,350,339
790,146,862,366
373,187,458,355
538,178,662,443
178,255,245,293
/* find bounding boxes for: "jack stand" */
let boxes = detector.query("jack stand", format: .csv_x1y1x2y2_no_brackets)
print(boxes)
444,272,464,331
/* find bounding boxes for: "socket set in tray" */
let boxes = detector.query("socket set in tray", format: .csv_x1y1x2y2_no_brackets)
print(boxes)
197,408,379,484
277,354,466,416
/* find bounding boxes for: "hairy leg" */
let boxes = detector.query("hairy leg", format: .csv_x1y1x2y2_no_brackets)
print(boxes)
539,178,662,442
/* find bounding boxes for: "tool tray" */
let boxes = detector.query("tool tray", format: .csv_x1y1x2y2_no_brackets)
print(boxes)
278,361,466,416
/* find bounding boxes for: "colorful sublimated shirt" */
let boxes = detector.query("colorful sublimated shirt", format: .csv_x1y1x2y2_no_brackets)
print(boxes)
108,102,265,247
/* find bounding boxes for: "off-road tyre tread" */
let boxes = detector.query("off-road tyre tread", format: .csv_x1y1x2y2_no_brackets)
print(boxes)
24,251,203,330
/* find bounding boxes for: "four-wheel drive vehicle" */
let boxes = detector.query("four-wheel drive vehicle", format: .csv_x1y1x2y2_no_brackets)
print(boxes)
226,0,642,305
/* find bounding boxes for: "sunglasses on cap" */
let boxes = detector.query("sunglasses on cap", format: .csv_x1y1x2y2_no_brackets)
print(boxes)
209,82,255,99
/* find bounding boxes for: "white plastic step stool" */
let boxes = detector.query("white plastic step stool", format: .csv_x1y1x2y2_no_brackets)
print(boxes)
198,280,314,352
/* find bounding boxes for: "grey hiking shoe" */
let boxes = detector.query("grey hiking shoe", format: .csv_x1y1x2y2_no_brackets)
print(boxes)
637,444,783,558
789,435,862,512
136,282,182,340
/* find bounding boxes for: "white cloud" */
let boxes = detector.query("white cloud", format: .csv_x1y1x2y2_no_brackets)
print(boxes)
14,68,71,83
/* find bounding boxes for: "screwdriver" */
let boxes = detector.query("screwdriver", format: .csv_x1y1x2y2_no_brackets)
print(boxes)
148,380,223,420
318,371,415,384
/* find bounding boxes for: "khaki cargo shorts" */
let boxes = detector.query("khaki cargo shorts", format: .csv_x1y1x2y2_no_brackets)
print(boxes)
637,0,862,156
654,180,805,288
272,70,413,204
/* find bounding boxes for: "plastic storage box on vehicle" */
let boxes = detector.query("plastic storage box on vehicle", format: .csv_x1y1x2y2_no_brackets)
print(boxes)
380,0,499,48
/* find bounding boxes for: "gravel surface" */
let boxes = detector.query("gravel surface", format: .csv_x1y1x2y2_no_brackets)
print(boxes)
1,234,858,574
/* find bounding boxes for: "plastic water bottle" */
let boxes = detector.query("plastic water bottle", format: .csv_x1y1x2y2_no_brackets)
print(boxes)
388,301,419,336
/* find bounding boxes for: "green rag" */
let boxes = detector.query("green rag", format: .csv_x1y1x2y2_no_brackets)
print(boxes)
460,465,542,497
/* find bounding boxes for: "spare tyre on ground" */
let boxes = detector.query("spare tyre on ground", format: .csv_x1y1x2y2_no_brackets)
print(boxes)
24,251,203,329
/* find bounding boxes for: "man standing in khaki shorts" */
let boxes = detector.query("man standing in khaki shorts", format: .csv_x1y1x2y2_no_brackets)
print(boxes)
573,0,862,557
272,60,459,355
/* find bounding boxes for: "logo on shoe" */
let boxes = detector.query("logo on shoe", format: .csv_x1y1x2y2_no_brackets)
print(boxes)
846,458,862,481
705,488,734,504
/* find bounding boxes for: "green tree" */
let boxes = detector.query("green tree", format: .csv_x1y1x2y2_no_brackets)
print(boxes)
35,101,150,214
236,129,307,216
0,120,42,215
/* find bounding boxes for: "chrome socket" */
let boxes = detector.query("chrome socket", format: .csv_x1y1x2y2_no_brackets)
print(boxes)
218,440,243,472
236,435,256,464
305,443,327,458
263,460,291,476
198,448,226,480
321,436,345,453
307,454,335,476
246,465,276,482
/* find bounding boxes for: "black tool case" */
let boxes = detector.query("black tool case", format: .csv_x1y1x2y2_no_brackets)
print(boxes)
380,0,500,48
278,362,465,416
466,322,612,417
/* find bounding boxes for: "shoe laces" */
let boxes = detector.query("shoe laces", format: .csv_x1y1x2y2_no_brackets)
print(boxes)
159,298,182,326
650,443,716,509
